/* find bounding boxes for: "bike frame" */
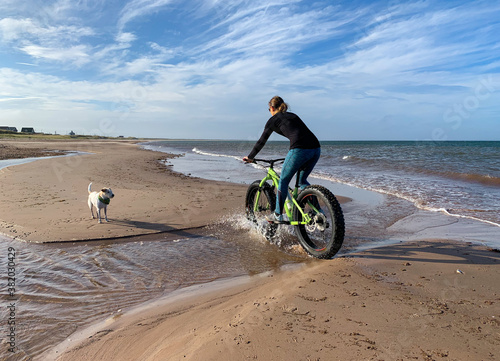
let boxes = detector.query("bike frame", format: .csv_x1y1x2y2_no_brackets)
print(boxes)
254,160,313,226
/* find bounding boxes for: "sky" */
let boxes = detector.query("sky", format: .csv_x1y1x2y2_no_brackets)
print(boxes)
0,0,499,141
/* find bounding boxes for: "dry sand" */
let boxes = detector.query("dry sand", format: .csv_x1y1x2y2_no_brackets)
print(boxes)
1,140,498,361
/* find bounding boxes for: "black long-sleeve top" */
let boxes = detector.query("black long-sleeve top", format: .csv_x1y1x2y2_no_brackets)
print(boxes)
247,111,320,159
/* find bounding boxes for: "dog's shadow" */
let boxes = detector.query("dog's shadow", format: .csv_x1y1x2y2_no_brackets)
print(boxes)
110,219,179,232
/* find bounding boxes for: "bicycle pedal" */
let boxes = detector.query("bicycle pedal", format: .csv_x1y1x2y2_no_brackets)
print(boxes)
267,219,289,225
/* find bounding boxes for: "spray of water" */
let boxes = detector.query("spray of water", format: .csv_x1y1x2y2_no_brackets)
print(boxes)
208,212,309,257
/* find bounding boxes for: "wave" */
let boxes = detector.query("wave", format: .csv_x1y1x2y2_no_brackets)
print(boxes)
192,147,280,172
192,147,241,162
428,208,500,228
340,155,374,164
438,171,500,187
340,154,500,187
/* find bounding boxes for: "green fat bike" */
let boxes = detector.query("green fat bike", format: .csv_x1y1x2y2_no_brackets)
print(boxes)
245,158,345,259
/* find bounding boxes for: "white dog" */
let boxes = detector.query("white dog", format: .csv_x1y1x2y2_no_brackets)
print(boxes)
88,182,114,223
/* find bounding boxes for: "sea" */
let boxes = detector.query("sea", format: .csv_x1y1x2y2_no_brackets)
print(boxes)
143,139,500,230
1,140,499,360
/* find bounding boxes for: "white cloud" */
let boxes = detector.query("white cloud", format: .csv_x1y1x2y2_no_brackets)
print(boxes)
97,42,175,76
0,17,94,44
116,31,137,43
15,62,38,66
118,0,174,31
191,4,344,59
0,15,95,67
20,44,91,66
0,18,36,41
0,96,43,102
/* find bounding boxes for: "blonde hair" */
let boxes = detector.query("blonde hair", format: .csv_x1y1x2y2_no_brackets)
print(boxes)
269,96,288,113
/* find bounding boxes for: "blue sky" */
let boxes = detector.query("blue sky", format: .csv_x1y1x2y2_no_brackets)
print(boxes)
0,0,499,140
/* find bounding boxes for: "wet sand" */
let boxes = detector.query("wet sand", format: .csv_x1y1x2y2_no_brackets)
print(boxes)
0,140,498,361
50,240,499,361
0,143,67,160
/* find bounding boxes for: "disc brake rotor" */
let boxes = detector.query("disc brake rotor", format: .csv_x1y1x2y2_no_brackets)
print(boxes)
306,213,327,232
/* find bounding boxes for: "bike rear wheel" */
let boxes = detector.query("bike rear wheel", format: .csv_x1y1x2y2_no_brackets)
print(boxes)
293,185,345,259
245,180,277,240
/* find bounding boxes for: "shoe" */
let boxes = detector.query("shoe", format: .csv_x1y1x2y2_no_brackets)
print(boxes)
266,213,284,224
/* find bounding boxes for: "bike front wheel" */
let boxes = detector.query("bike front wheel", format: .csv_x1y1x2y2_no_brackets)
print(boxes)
245,180,277,240
293,185,345,259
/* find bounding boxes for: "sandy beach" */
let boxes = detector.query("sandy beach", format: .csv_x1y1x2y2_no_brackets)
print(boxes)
0,139,246,243
52,240,499,361
1,140,498,361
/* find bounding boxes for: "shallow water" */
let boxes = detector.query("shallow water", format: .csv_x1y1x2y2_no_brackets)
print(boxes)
0,152,83,171
1,215,313,360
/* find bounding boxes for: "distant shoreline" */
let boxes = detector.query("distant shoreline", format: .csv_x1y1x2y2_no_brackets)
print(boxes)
2,133,498,142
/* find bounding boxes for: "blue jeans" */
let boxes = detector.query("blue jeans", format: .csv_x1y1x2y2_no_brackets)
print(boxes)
276,147,321,215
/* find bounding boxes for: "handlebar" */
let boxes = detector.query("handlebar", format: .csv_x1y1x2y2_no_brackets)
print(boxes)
250,158,286,167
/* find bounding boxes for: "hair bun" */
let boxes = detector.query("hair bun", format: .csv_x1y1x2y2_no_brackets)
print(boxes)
269,95,288,113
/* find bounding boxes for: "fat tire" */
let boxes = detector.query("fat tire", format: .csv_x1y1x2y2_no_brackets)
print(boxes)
293,185,345,259
245,180,277,241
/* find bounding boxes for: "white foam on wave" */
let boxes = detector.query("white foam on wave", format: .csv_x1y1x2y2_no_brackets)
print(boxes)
426,207,500,228
192,147,241,161
192,147,277,173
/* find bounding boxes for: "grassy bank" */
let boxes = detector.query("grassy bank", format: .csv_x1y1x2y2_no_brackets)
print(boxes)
0,131,140,140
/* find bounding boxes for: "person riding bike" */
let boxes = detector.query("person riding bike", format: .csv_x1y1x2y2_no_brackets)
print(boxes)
243,96,321,223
